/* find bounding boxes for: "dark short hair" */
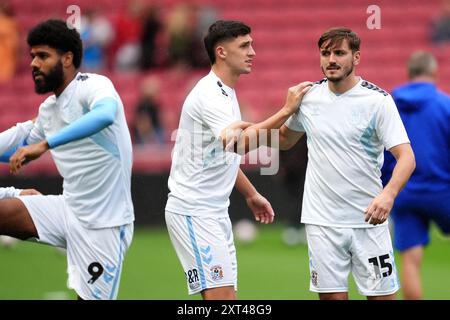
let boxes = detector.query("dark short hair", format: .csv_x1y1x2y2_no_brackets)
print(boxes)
318,27,360,52
204,20,251,64
27,19,83,68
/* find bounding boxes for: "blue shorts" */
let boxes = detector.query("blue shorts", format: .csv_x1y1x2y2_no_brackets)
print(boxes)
391,190,450,252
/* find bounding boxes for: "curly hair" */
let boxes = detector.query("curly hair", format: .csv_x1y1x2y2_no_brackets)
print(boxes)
27,19,83,68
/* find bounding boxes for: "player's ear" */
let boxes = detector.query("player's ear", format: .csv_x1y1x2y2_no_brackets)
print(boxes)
216,45,227,60
353,50,360,66
62,51,74,68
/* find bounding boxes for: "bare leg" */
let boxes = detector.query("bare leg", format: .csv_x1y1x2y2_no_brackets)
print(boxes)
400,245,423,300
367,293,396,300
0,198,38,240
319,292,348,300
201,286,236,300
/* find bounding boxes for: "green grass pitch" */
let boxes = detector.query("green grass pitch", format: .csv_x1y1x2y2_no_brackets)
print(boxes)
0,224,448,300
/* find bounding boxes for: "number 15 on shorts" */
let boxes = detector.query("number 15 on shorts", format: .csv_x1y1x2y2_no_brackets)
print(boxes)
368,254,393,279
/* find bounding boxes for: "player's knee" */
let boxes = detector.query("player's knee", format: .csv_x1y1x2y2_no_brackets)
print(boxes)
0,198,37,239
401,246,423,266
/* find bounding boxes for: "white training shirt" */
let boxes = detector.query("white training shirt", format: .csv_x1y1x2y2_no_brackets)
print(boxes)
0,120,34,154
166,71,242,217
0,187,21,199
26,73,134,229
285,78,409,228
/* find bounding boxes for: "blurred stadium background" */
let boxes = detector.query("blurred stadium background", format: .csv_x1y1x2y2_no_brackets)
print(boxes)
0,0,449,299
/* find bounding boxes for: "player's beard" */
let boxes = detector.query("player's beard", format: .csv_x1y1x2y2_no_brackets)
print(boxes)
32,61,64,94
323,63,354,83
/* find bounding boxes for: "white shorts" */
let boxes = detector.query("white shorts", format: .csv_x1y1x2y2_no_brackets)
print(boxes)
305,224,400,296
165,211,237,295
18,195,133,300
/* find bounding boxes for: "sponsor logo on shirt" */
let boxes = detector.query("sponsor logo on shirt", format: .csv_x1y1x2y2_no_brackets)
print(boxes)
186,268,200,290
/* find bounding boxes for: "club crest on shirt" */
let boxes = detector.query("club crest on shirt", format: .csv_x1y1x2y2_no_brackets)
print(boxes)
311,270,318,286
349,107,369,128
210,265,224,281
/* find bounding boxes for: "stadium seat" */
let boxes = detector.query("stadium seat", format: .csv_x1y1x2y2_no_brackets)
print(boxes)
2,0,445,173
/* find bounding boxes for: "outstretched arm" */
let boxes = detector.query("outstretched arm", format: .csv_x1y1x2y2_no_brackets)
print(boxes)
225,82,312,155
19,189,41,196
0,120,35,162
9,97,117,173
364,143,415,225
0,187,22,199
235,168,275,224
279,125,305,151
220,121,253,150
0,187,41,199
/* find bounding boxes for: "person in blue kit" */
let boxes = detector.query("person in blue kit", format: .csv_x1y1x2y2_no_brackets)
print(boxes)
382,51,450,300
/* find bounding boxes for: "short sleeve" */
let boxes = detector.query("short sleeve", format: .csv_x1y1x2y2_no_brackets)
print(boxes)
376,95,410,150
82,75,118,111
284,110,305,132
202,93,237,138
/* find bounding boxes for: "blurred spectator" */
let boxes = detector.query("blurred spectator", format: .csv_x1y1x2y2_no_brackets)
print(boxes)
431,0,450,44
166,3,196,68
190,4,218,68
165,3,218,70
132,77,165,146
140,4,162,70
0,2,18,83
382,51,450,300
80,8,114,71
111,0,142,70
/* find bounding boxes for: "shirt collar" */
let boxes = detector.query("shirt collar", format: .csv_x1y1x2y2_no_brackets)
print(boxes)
327,76,363,98
56,72,80,105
